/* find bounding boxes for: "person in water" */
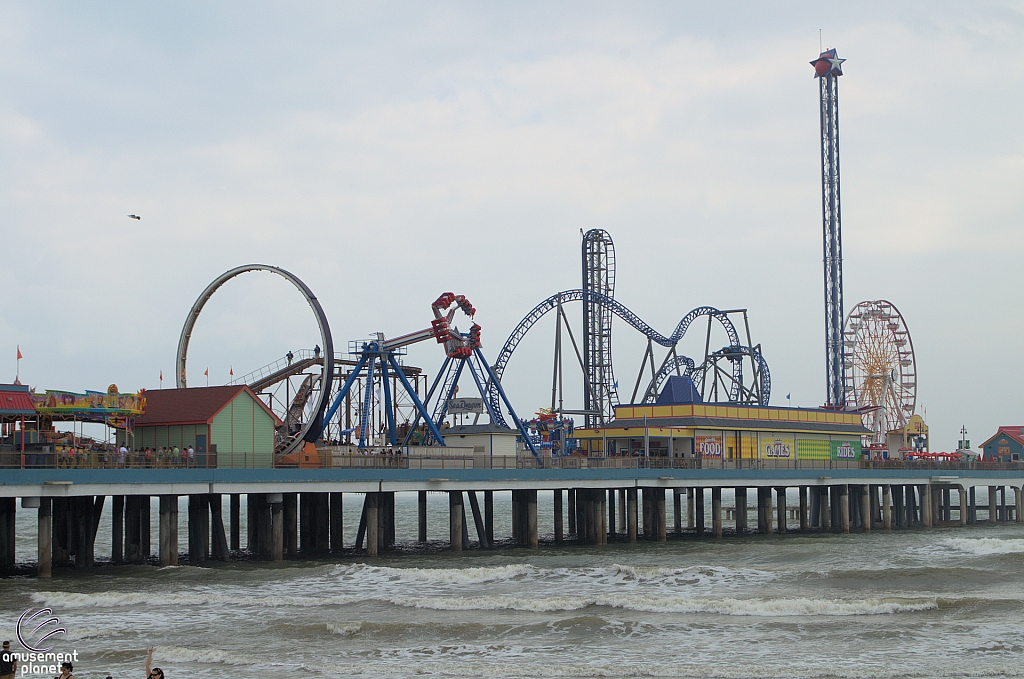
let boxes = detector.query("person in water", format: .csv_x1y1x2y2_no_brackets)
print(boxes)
146,648,164,679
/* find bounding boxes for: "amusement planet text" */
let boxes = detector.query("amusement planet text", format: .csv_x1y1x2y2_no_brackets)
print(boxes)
3,650,78,676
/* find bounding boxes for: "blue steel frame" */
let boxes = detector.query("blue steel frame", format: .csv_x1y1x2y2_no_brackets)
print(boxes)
319,342,445,449
815,49,846,407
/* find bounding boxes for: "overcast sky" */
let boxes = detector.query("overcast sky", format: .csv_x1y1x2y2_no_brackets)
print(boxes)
2,2,1023,450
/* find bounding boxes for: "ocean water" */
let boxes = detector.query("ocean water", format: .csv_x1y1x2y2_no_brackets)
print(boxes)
2,491,1023,678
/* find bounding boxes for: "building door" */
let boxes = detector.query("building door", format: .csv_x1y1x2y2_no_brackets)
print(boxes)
196,435,207,453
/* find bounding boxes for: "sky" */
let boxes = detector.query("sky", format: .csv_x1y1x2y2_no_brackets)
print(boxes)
2,2,1023,451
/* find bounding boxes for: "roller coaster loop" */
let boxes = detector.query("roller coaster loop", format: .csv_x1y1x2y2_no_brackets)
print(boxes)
176,264,335,449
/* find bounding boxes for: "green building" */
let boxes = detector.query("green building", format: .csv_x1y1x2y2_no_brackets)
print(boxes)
123,385,281,468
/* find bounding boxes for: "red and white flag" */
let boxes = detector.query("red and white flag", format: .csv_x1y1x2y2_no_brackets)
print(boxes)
159,370,163,381
230,367,234,377
204,369,209,377
16,346,22,360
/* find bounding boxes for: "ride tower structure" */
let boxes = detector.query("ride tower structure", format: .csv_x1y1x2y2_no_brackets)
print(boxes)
811,48,847,408
319,293,539,457
582,229,617,427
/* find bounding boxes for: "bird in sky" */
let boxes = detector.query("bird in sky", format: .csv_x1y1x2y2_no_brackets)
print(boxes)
128,214,141,220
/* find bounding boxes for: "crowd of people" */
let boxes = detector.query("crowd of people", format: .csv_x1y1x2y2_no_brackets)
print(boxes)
57,445,201,468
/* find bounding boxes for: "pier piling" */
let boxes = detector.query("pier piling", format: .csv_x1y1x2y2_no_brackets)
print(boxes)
921,484,933,528
210,495,230,561
839,485,850,534
112,495,124,562
159,495,178,567
608,488,617,541
712,488,722,538
861,486,871,533
695,487,705,536
283,493,298,555
673,488,682,534
627,488,637,543
798,487,808,531
448,491,463,552
330,492,344,552
687,488,694,529
468,491,490,549
189,494,208,564
819,487,830,531
485,490,494,544
882,485,892,530
657,488,667,542
74,496,96,567
567,489,576,536
230,494,240,551
554,489,564,544
367,493,380,556
271,497,283,562
775,488,787,535
735,488,747,532
0,498,15,569
37,499,51,578
418,491,428,543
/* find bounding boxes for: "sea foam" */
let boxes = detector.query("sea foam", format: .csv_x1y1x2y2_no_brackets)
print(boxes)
940,537,1024,556
388,594,938,616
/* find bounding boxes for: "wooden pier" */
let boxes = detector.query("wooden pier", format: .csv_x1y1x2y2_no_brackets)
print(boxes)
1,467,1022,576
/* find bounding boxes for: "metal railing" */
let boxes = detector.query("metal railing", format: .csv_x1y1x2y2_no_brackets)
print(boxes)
0,449,271,469
4,448,1024,474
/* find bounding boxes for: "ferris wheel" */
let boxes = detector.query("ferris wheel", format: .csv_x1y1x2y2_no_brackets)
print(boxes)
843,300,917,443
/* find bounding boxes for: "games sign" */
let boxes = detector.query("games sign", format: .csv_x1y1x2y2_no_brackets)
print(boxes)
758,433,794,459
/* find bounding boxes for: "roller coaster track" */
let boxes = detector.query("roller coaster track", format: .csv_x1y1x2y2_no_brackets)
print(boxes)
645,347,771,405
177,265,334,454
487,290,752,416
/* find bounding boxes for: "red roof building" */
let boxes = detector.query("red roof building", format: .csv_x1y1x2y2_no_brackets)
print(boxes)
124,386,282,468
980,426,1024,462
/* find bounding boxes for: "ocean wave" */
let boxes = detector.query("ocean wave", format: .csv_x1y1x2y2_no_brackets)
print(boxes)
610,564,778,585
939,537,1024,556
327,562,775,590
300,657,1024,678
152,645,258,666
32,590,361,609
327,622,363,636
389,594,938,616
337,563,536,584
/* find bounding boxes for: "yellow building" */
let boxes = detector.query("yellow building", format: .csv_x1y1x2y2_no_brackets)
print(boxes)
575,403,870,461
886,414,929,456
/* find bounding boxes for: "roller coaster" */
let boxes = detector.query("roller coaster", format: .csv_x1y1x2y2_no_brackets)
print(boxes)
176,230,771,461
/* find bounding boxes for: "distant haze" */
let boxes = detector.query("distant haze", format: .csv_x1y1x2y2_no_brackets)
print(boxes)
2,3,1022,450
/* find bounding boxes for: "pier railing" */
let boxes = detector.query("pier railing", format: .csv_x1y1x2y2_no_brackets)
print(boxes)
4,448,1023,473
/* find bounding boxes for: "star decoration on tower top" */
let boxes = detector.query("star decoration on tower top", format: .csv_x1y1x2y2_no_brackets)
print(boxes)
811,48,845,78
